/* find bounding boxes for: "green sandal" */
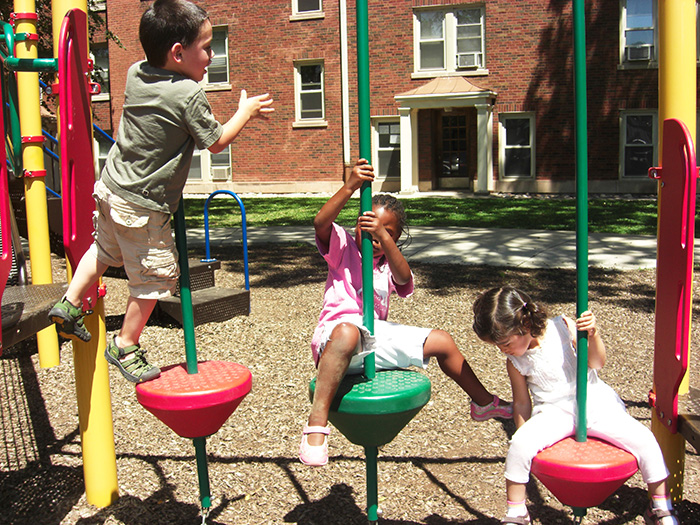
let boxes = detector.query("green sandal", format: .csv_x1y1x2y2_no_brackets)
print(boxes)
104,336,160,383
48,296,92,342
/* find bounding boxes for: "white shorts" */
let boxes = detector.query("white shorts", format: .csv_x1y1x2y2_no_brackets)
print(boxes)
91,180,179,300
316,315,431,374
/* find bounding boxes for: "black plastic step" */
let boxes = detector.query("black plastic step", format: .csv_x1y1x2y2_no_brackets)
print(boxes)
103,259,221,293
157,286,249,326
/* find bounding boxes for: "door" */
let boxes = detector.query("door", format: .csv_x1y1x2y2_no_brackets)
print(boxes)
438,110,474,189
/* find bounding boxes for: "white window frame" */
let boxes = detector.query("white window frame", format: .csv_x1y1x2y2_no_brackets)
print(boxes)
291,0,324,21
620,0,657,68
188,146,232,182
413,5,487,79
372,117,401,180
498,113,535,180
203,25,230,90
210,146,232,181
90,0,106,12
293,60,327,128
90,42,110,101
93,132,112,175
620,110,657,179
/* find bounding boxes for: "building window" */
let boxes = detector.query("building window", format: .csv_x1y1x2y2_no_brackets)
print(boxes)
291,0,323,20
294,61,326,127
414,6,485,76
211,147,232,181
188,147,232,182
620,0,656,65
499,113,535,179
91,43,110,98
295,0,321,14
621,112,656,178
204,26,229,86
189,150,203,180
373,119,400,179
94,131,113,174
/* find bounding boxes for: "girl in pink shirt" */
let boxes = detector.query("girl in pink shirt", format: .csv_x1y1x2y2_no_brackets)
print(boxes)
300,159,513,467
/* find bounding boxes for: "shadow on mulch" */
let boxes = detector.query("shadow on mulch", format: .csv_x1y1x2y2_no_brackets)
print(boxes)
3,244,700,524
222,243,665,317
0,465,86,525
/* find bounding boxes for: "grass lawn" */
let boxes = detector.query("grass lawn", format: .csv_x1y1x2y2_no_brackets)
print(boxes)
184,195,666,236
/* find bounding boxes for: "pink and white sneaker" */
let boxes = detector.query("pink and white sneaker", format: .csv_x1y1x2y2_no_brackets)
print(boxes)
471,395,513,421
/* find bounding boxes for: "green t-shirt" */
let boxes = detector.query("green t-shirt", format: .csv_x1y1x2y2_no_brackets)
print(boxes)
101,61,223,214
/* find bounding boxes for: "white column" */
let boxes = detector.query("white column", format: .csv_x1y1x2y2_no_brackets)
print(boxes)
475,104,493,194
339,0,351,165
399,106,417,193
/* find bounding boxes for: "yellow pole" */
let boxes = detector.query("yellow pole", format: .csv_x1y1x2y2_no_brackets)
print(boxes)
13,0,60,367
51,0,118,506
74,299,118,506
655,0,696,502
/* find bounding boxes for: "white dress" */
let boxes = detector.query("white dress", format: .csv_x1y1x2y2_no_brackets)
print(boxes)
507,316,625,421
504,316,669,485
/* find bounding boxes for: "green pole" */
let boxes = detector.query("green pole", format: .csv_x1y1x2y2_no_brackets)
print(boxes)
174,200,212,516
173,198,198,374
365,445,379,523
573,0,588,443
1,22,25,175
8,73,21,175
357,2,379,522
357,0,373,341
3,57,58,72
193,437,212,510
357,0,375,380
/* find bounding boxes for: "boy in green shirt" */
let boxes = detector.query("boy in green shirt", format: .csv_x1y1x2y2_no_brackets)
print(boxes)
49,0,273,382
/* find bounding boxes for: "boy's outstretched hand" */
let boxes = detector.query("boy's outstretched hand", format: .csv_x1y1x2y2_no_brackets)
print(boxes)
239,89,274,119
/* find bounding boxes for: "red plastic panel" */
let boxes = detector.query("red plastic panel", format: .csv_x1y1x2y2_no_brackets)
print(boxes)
58,9,98,311
135,361,252,438
531,437,638,508
651,118,696,433
0,73,13,352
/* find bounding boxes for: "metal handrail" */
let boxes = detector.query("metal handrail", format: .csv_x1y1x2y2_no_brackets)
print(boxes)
202,190,249,291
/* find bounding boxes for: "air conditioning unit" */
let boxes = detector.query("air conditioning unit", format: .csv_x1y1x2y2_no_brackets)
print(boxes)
211,166,231,181
626,45,652,61
457,52,480,69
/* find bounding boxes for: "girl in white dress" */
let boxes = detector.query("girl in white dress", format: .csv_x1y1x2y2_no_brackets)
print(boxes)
472,286,678,525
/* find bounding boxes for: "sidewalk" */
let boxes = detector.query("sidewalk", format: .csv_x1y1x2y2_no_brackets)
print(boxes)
186,225,677,270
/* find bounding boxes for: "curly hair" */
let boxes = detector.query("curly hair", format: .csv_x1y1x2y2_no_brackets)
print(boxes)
472,286,548,343
372,193,412,249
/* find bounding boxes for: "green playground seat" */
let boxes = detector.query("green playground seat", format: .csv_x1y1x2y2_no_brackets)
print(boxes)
309,369,431,447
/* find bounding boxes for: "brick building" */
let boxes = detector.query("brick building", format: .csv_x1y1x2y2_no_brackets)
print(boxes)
92,0,697,195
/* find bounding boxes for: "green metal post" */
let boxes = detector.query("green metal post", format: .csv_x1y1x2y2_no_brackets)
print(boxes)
174,200,211,517
1,22,34,175
174,198,198,374
194,437,212,510
357,2,379,520
365,445,379,523
573,0,588,443
357,0,373,338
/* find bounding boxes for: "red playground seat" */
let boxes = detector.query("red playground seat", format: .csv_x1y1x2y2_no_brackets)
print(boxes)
136,360,252,438
531,436,638,509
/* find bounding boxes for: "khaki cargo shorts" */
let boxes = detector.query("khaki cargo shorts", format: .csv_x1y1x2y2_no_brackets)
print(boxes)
91,180,178,300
